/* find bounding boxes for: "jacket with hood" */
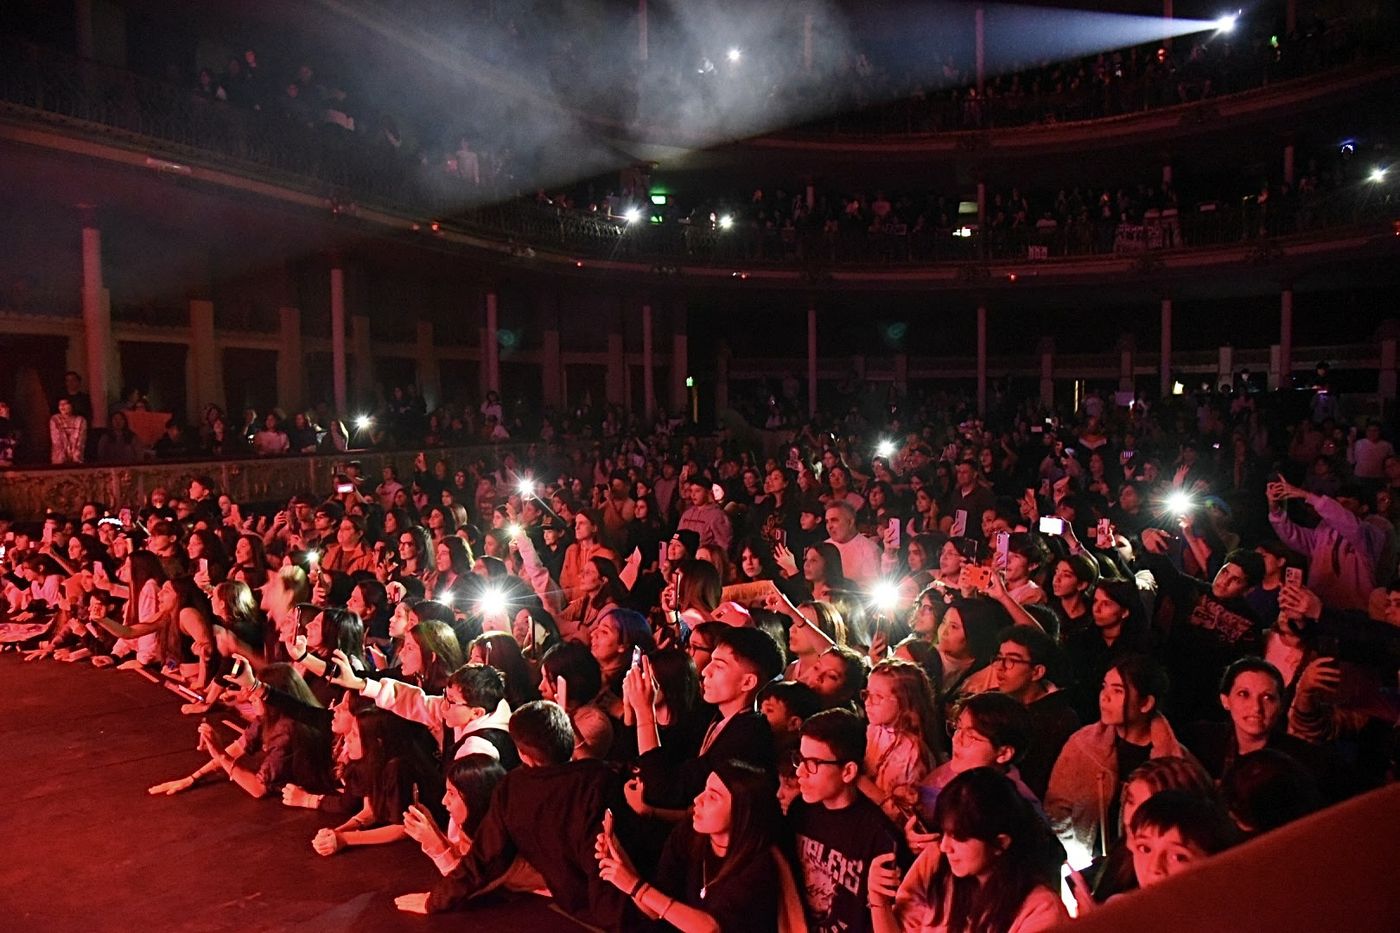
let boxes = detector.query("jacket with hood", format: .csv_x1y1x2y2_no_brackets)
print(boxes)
1044,715,1196,869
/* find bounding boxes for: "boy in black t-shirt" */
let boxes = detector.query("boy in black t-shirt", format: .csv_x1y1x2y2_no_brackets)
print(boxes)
788,709,903,933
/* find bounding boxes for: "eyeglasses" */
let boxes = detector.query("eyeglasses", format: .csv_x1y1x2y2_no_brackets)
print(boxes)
947,721,991,744
443,695,472,709
791,751,847,773
859,689,895,704
991,654,1033,668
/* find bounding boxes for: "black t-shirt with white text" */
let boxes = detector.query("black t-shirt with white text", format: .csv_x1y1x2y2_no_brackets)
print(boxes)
789,794,901,933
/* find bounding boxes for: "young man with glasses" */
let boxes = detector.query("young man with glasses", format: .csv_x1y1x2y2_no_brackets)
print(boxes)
910,693,1038,843
788,709,903,933
991,625,1080,797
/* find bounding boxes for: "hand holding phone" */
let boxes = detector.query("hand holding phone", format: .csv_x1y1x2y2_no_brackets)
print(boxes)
1038,516,1065,535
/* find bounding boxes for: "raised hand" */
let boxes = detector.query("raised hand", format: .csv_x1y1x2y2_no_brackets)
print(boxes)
773,543,799,577
867,852,901,904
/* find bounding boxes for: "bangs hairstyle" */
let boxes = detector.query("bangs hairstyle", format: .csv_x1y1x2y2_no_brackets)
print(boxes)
689,759,781,892
931,768,1066,933
869,659,941,771
1129,789,1241,856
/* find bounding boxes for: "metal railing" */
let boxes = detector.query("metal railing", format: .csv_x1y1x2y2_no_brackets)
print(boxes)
0,37,1392,274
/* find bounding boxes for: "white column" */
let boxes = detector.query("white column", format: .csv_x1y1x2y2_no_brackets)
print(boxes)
542,330,562,408
641,302,655,422
330,265,347,415
80,220,111,427
807,302,818,418
484,290,500,395
671,301,688,414
351,313,373,408
1038,337,1054,408
803,10,814,73
974,6,986,96
606,303,625,407
277,307,303,409
1279,288,1294,391
975,303,988,416
1159,296,1173,398
75,0,95,60
1379,331,1398,402
416,320,439,410
715,346,730,416
188,298,220,415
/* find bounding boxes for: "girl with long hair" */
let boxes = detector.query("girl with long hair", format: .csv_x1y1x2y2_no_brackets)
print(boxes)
860,659,944,822
559,555,625,643
468,631,540,708
597,759,792,932
310,706,447,857
148,662,334,799
399,618,464,695
871,767,1067,932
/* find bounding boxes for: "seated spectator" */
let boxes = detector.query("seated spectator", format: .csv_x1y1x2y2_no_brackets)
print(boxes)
873,767,1066,932
1045,654,1195,869
596,759,792,932
789,708,904,933
398,701,632,928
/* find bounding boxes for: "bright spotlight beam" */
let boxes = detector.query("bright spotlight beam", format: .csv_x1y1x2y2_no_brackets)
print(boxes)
1165,491,1194,515
479,587,507,616
869,580,902,613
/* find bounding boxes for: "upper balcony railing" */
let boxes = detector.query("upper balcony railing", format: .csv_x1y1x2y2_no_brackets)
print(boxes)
0,37,1393,274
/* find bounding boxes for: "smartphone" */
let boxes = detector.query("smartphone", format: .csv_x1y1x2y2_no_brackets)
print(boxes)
631,646,643,669
42,525,53,545
1285,567,1303,588
962,565,993,590
119,508,132,526
888,517,901,549
994,532,1010,565
1096,518,1111,546
335,482,354,495
658,542,667,567
774,527,787,547
325,657,341,681
199,558,209,574
950,509,968,537
1119,450,1133,464
1038,516,1065,535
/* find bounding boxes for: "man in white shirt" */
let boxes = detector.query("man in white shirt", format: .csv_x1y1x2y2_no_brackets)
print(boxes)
824,501,880,586
1350,421,1394,485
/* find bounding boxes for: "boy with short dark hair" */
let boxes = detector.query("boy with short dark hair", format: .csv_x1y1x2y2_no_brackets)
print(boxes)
397,701,631,928
788,709,903,933
632,625,781,811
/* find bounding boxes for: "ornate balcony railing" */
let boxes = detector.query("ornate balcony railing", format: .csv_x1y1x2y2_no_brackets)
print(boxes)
0,36,1393,274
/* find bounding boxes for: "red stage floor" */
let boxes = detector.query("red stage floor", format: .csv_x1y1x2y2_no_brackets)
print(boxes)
0,655,573,932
